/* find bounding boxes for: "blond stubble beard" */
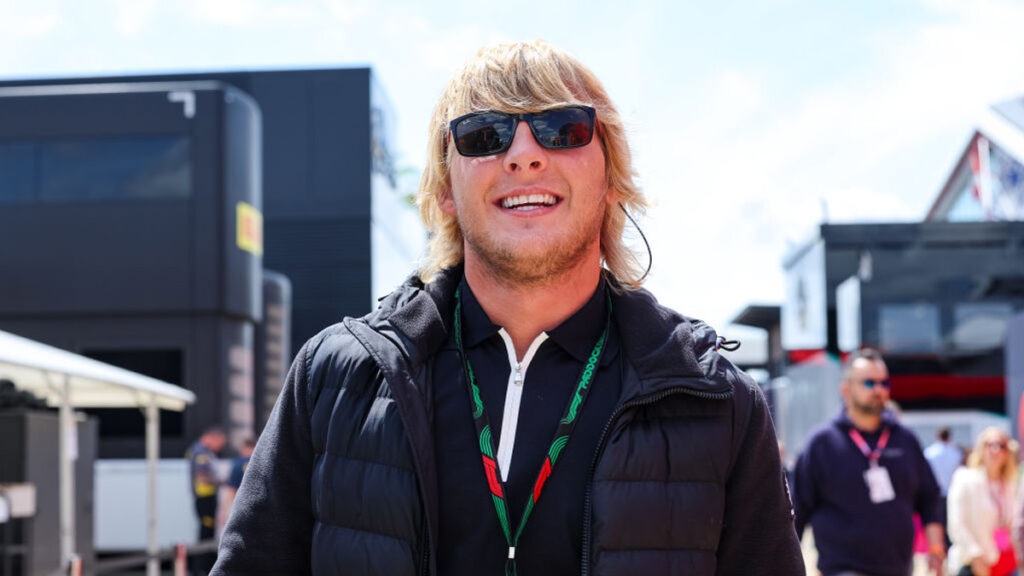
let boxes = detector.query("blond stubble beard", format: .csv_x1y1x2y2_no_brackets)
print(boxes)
459,203,607,288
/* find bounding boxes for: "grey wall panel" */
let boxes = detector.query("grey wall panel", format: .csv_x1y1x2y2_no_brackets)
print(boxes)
1009,313,1024,440
0,202,191,314
310,70,372,215
247,74,312,219
263,218,370,355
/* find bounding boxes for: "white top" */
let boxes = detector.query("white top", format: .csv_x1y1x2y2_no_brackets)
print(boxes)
947,467,1014,570
924,440,964,497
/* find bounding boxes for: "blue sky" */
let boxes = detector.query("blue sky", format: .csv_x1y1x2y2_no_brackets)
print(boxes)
3,0,1024,338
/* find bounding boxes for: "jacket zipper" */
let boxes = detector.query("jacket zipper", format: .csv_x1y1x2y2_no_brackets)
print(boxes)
579,385,733,576
419,519,430,576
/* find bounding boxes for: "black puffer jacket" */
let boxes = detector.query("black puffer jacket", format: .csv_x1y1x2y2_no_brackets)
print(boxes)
213,268,804,575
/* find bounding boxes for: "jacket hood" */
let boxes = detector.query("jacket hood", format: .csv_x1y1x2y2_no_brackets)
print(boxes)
365,266,735,398
610,280,733,397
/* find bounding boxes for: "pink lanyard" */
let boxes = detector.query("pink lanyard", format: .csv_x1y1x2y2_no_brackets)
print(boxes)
989,481,1009,526
848,428,891,467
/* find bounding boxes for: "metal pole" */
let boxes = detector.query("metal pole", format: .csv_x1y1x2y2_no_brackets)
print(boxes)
2,491,13,576
59,374,76,569
146,397,160,576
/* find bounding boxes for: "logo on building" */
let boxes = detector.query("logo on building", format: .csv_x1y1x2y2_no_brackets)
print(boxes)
236,202,263,256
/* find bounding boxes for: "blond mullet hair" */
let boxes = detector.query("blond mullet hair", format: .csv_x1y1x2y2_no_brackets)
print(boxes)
416,40,649,288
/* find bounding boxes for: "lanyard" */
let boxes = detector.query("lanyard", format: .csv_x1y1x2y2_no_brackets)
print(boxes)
454,286,611,576
988,480,1009,526
848,427,891,467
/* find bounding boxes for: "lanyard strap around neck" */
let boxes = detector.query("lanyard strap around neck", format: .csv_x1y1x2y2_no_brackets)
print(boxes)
988,480,1008,524
454,285,611,576
848,427,891,465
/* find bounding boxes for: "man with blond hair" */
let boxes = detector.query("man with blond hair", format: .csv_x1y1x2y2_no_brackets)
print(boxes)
213,40,803,576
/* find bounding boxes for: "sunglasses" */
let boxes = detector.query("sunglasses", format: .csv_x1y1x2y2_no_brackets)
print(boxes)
985,441,1009,451
449,105,597,157
860,378,892,389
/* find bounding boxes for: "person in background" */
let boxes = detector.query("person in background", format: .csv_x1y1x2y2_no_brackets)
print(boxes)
794,347,945,576
186,426,226,575
926,426,965,546
218,437,256,530
948,427,1019,576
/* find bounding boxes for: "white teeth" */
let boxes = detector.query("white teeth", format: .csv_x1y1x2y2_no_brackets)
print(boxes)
501,194,557,209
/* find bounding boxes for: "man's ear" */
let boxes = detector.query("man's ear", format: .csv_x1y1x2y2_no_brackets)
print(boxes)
439,189,456,216
605,186,619,207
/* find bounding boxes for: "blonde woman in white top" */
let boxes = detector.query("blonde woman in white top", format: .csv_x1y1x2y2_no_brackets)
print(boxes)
947,427,1019,576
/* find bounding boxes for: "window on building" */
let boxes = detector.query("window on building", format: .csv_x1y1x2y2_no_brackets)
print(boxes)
951,302,1014,351
879,303,941,353
0,136,190,204
0,142,35,203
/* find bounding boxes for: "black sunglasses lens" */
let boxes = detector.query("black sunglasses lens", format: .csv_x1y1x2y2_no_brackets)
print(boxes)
454,112,515,156
531,107,594,149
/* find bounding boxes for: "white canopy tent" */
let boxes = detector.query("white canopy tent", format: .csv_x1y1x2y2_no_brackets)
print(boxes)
0,329,195,576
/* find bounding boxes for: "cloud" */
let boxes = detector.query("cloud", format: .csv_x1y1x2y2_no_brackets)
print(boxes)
634,0,1024,328
703,69,768,130
183,0,264,28
300,4,519,159
0,0,60,36
112,0,159,38
325,0,371,25
0,2,62,72
821,186,919,223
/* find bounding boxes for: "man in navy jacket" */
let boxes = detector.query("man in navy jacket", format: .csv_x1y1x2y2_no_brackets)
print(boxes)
794,348,944,576
213,40,804,576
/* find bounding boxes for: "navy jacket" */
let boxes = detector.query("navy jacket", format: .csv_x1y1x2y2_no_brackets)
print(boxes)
212,268,804,575
794,409,941,576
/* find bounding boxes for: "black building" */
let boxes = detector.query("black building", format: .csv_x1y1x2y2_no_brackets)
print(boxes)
790,221,1024,408
0,82,262,457
0,68,407,458
0,68,400,358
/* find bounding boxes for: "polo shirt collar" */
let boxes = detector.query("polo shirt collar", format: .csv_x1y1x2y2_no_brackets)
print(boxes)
458,277,501,348
458,275,616,366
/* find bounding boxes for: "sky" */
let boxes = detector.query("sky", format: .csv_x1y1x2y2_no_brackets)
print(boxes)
3,0,1024,343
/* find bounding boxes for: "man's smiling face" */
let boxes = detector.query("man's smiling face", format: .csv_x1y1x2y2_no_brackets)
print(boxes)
442,115,612,285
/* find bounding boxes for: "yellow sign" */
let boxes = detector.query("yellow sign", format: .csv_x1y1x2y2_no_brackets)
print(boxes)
236,202,263,256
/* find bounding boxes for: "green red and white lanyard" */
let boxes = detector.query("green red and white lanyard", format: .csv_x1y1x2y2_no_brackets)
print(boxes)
454,286,611,576
848,427,890,467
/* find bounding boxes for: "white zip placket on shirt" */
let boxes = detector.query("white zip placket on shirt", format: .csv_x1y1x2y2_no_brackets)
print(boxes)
494,328,548,482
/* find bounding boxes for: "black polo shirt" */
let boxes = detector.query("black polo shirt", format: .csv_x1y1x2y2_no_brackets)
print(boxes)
432,276,622,576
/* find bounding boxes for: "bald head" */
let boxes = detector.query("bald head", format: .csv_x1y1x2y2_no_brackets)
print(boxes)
841,349,890,425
